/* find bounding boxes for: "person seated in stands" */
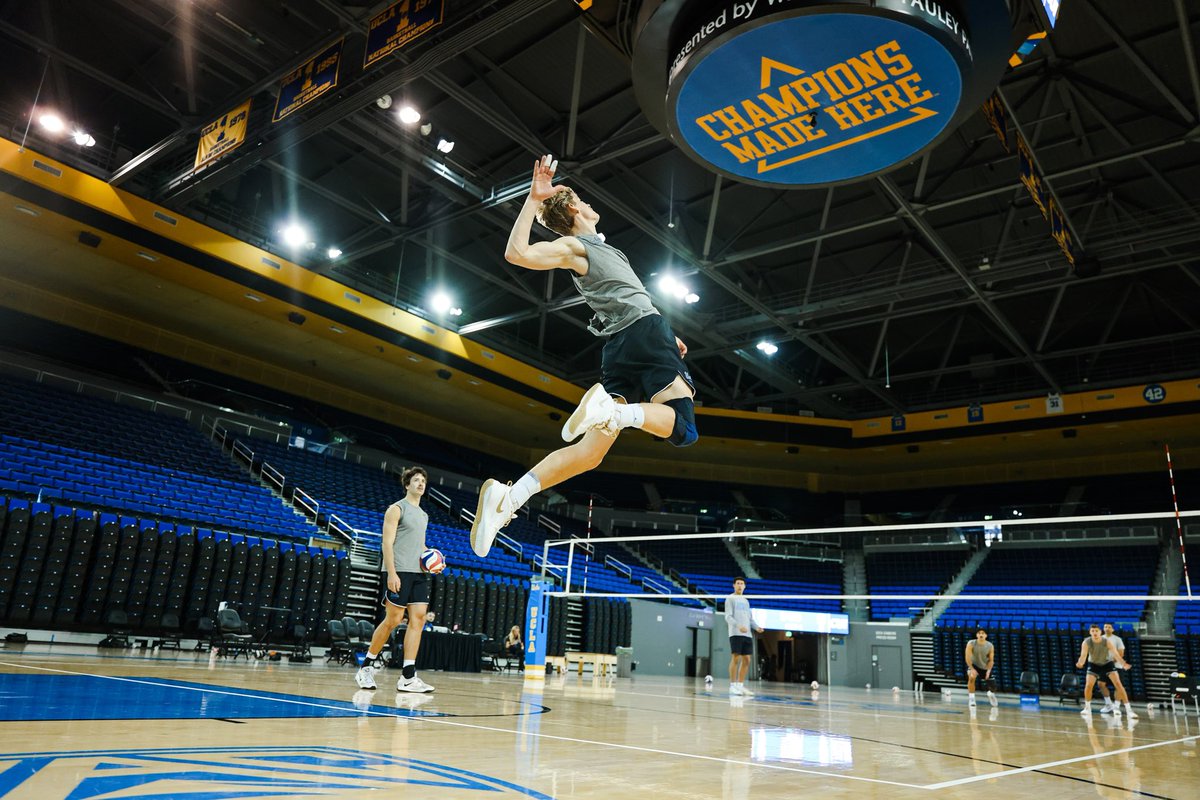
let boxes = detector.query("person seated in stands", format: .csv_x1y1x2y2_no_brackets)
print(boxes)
504,625,525,669
423,611,437,632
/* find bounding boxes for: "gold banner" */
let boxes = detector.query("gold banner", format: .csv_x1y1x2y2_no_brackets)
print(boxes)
194,99,252,171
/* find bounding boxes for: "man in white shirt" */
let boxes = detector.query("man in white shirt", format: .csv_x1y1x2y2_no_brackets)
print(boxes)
723,578,763,696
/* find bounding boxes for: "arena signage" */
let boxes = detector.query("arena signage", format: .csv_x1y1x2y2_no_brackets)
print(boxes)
633,0,1017,188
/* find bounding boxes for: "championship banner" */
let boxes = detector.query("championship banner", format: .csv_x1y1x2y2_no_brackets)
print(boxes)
193,99,251,171
273,39,344,123
364,0,444,69
981,92,1009,153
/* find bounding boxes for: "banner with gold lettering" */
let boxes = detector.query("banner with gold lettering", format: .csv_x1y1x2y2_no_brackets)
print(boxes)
194,99,252,171
364,0,444,69
273,39,344,123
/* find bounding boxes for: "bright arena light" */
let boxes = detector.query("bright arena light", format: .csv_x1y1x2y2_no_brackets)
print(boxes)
756,341,779,356
436,138,455,154
39,113,64,133
327,247,343,259
398,106,421,125
657,274,692,300
685,292,700,304
72,130,96,147
430,291,453,315
280,223,309,247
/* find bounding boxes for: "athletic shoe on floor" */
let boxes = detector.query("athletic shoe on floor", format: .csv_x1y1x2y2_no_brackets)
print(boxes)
355,665,377,689
561,383,617,442
470,479,514,557
1080,706,1092,716
1100,702,1113,714
968,697,976,708
397,676,436,693
987,691,997,707
1125,707,1138,719
730,684,744,696
740,686,755,698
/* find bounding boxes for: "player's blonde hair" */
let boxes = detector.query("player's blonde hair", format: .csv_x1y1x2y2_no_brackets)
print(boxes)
538,188,577,236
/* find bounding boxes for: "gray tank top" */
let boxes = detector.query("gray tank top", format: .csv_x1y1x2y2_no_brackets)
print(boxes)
970,640,993,668
1086,637,1112,664
572,234,659,336
384,498,428,574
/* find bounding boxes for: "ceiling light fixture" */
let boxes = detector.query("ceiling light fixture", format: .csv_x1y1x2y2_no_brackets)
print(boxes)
326,247,342,259
280,223,309,247
38,113,64,133
756,341,779,356
398,106,421,125
436,137,455,154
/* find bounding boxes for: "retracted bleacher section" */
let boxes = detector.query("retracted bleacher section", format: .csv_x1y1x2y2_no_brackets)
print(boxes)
0,495,348,642
1174,526,1200,676
933,544,1158,698
865,549,971,621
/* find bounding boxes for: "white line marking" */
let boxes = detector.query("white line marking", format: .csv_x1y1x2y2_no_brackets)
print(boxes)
0,660,924,790
923,735,1199,790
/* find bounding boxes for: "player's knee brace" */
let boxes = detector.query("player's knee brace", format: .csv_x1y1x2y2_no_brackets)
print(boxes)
664,397,698,447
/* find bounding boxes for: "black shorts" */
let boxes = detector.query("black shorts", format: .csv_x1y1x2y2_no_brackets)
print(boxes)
730,635,754,656
1087,661,1117,677
379,571,430,608
601,314,694,404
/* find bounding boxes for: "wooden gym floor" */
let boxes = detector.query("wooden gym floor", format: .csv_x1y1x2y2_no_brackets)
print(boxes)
0,644,1196,799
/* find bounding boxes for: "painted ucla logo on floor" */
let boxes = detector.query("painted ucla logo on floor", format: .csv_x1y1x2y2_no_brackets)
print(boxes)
0,746,555,799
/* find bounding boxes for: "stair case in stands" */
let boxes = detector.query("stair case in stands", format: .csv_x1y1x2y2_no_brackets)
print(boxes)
910,631,963,692
345,540,382,620
1140,637,1178,703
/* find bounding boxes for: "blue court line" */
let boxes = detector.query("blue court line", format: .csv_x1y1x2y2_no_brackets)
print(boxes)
0,674,445,721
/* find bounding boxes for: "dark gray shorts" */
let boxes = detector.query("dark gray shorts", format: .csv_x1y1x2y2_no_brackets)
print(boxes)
379,571,430,608
601,314,694,404
729,635,754,656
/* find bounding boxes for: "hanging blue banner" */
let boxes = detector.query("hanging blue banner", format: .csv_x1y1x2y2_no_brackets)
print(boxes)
364,0,445,69
273,39,344,123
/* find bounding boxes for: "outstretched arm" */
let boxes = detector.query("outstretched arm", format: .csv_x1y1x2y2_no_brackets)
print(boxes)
504,155,587,273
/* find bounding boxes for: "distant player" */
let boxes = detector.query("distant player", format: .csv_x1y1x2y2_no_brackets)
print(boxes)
1094,623,1125,714
469,155,697,558
355,466,436,693
965,628,998,708
724,578,763,696
1077,624,1136,718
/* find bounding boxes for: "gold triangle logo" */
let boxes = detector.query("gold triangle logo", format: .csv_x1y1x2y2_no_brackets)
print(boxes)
760,57,805,89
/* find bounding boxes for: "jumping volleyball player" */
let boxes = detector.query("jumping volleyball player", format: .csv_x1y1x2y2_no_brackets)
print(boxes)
470,155,698,556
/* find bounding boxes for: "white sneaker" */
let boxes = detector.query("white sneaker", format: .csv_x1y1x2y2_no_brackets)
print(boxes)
397,675,435,693
987,691,997,707
730,684,744,696
470,479,514,557
561,383,617,442
1080,706,1092,716
1100,704,1113,714
741,686,755,698
1125,707,1138,719
968,697,977,708
355,665,377,689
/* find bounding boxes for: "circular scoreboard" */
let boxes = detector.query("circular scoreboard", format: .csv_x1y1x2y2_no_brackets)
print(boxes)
633,0,1018,188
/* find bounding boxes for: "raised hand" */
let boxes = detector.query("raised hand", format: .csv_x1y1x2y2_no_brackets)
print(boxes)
530,154,559,202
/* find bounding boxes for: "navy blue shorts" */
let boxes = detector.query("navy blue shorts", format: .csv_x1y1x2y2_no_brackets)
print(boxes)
600,314,694,404
379,571,429,608
729,635,754,656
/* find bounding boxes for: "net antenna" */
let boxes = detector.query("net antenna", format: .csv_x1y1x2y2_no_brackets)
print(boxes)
1166,443,1193,598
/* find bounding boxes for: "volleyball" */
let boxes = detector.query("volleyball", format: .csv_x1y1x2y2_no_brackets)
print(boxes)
810,681,819,690
420,548,446,573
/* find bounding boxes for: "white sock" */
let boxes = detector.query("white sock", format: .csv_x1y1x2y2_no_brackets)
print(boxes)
1124,702,1132,712
508,472,540,510
403,660,415,668
968,693,975,701
613,403,645,430
366,650,380,661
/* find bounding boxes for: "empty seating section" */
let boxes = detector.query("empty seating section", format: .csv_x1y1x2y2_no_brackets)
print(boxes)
865,549,971,620
1174,527,1200,674
637,536,843,613
0,495,348,642
932,544,1157,698
0,377,315,541
939,544,1158,629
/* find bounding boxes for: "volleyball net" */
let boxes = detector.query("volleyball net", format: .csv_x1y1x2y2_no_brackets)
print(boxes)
536,510,1199,620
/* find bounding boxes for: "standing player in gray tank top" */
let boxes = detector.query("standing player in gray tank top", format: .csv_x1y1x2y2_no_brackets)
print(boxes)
470,155,699,557
1076,624,1137,719
965,628,997,709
